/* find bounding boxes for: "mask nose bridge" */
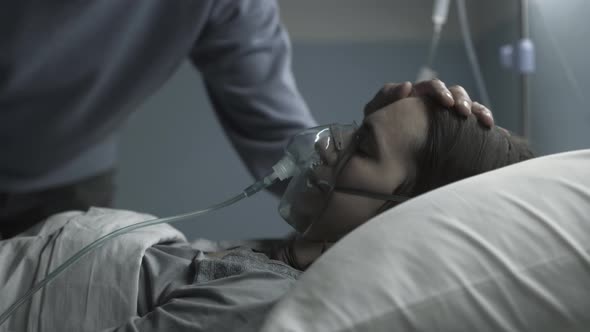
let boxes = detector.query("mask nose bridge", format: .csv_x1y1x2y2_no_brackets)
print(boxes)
330,124,345,151
330,123,357,152
328,123,359,187
315,124,356,166
314,134,336,166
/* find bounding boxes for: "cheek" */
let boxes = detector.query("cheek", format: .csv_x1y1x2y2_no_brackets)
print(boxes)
336,159,401,195
290,188,326,218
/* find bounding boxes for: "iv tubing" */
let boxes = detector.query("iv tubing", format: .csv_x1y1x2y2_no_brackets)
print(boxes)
0,174,279,327
456,0,492,109
520,0,531,138
431,0,450,57
426,28,442,69
531,1,587,119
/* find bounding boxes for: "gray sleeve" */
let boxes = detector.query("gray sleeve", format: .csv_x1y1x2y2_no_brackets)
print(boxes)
191,0,317,187
105,244,298,332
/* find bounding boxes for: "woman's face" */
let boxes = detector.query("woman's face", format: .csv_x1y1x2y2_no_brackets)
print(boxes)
292,97,430,241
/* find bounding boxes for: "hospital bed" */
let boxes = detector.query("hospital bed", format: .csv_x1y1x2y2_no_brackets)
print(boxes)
1,149,589,331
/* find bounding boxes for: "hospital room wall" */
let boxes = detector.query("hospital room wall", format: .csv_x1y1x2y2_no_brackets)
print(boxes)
476,0,590,155
115,42,476,241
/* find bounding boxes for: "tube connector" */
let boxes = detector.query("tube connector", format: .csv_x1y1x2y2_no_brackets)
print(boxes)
243,155,297,197
272,155,297,181
432,0,451,28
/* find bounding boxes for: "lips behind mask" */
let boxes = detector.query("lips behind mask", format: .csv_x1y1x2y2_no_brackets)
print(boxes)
278,123,358,234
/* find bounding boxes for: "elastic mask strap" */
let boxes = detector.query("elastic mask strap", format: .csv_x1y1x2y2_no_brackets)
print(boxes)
333,187,410,203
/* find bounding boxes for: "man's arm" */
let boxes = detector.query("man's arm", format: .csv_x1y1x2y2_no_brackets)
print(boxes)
191,0,493,195
191,0,316,193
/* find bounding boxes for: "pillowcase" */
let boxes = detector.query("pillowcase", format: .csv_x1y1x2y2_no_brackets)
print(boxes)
262,149,590,332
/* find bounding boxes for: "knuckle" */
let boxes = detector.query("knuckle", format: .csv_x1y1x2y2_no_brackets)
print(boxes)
475,102,491,111
454,86,468,94
428,79,445,89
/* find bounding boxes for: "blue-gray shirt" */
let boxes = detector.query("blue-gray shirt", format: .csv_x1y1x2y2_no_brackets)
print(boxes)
0,0,316,192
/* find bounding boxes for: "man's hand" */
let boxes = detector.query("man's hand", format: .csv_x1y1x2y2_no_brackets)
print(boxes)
364,80,494,127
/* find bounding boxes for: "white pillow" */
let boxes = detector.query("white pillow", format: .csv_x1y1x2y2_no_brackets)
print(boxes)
262,149,590,332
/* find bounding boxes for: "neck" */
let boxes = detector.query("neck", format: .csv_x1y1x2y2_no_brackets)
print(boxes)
273,237,333,270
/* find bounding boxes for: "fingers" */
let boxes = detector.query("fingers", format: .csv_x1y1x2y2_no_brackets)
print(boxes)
449,85,494,127
472,101,495,127
412,79,454,108
364,82,412,116
436,82,495,128
448,85,472,117
363,80,494,128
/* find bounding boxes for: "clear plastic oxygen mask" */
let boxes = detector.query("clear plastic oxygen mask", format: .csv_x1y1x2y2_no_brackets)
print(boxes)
275,123,358,234
275,122,411,236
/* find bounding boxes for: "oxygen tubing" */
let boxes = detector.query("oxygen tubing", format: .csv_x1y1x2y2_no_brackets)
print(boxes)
0,174,280,327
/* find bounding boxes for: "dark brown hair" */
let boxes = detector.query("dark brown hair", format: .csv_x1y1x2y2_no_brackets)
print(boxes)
395,101,534,199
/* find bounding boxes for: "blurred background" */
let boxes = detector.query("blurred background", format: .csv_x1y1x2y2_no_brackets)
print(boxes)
114,0,589,240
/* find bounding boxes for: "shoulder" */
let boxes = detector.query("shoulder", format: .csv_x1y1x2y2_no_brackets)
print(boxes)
197,247,301,282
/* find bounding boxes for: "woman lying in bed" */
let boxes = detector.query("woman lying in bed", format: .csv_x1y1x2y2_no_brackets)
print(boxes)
0,80,533,332
277,83,533,270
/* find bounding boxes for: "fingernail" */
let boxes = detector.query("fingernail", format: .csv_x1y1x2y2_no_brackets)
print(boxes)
445,92,453,100
462,100,470,110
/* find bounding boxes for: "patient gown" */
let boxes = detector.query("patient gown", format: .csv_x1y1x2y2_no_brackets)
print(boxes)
0,209,299,332
120,244,300,331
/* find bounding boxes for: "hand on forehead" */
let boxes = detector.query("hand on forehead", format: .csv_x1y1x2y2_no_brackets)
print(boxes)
363,80,494,127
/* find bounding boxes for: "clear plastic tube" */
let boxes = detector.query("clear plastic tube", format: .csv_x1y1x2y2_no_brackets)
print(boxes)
426,28,442,69
456,0,492,108
432,0,451,33
0,174,279,327
416,0,448,82
532,1,586,111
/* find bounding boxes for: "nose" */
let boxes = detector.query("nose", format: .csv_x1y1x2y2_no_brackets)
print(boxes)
332,126,357,164
314,136,338,166
314,126,357,166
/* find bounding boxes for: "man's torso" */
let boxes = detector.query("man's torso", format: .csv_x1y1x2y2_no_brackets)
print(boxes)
0,1,211,190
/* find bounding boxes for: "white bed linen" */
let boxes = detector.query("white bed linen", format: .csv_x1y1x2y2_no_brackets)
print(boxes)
262,149,590,331
0,208,186,332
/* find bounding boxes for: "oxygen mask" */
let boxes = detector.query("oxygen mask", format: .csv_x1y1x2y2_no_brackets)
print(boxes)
275,123,358,234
